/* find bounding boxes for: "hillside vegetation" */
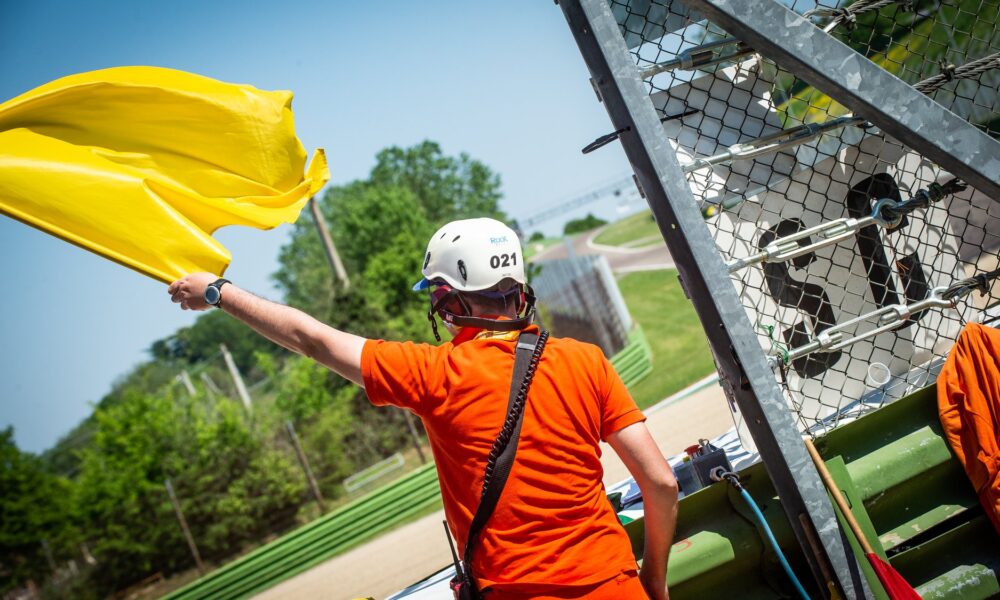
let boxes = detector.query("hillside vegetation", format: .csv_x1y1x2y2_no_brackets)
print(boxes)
1,141,505,599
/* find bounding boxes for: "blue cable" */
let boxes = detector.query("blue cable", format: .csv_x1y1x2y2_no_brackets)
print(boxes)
737,485,811,600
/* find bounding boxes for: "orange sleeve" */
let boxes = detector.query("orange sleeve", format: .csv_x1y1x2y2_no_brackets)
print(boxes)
599,350,645,441
361,339,438,415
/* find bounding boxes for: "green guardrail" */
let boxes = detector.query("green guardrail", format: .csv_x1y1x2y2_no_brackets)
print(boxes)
165,463,441,600
610,325,654,389
616,385,1000,599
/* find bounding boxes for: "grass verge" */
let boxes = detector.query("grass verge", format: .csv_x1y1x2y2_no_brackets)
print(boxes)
524,237,563,260
617,269,715,409
593,210,661,247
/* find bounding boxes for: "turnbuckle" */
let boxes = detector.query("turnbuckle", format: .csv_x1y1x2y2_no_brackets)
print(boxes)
726,197,899,273
778,287,956,364
638,38,753,79
683,116,865,174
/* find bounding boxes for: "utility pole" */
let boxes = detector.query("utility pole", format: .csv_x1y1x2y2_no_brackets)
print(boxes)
40,539,57,574
164,479,205,575
177,370,196,396
220,344,252,413
403,412,428,464
199,372,223,398
284,421,326,512
309,197,350,289
80,543,97,566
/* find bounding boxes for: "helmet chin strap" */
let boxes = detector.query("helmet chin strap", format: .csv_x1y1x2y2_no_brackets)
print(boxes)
427,286,537,342
445,309,536,332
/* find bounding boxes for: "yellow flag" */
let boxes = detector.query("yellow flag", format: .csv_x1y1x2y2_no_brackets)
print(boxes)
0,66,329,283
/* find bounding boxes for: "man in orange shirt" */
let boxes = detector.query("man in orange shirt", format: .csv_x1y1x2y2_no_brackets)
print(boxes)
168,217,678,599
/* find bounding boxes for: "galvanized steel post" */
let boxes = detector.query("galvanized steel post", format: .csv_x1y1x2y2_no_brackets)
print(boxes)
556,0,871,597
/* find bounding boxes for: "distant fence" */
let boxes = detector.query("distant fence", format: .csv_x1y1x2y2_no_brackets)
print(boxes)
532,253,632,357
343,452,405,494
164,463,441,600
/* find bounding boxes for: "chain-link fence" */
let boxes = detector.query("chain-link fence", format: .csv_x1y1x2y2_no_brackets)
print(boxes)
532,253,633,356
607,0,999,433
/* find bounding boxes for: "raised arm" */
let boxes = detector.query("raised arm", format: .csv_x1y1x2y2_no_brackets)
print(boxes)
167,272,367,386
606,422,678,600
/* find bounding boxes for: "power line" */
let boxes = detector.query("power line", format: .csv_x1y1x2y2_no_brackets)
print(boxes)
519,175,639,229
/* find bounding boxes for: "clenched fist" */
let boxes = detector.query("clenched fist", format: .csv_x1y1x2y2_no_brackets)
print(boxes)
168,272,219,311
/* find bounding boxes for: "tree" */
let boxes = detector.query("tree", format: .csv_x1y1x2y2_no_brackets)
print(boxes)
369,141,505,223
0,428,77,594
74,389,305,594
563,213,608,236
150,309,285,375
273,140,507,339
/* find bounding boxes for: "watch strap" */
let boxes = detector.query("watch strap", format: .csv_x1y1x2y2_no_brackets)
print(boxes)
206,278,231,307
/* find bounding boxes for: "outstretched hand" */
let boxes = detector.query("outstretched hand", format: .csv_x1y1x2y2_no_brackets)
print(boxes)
167,272,218,311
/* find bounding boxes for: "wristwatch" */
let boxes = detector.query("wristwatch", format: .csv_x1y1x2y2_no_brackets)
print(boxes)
204,278,231,307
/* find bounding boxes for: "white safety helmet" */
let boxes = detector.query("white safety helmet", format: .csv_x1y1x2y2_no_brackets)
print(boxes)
412,218,526,292
413,218,536,340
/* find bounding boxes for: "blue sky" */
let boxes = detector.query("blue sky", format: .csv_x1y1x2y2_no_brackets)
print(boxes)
0,1,636,453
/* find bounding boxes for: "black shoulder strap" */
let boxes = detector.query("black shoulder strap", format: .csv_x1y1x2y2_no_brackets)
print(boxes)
461,330,548,575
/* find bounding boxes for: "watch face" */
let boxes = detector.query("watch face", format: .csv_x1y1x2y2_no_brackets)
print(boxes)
205,286,221,305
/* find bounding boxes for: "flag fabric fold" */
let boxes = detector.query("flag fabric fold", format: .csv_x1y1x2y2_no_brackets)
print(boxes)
0,66,329,283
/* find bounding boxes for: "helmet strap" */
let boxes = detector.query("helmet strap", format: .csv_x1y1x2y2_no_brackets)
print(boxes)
426,284,537,340
445,309,536,332
435,284,537,333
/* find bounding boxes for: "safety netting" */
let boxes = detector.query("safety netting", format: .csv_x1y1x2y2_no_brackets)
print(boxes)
608,0,1000,432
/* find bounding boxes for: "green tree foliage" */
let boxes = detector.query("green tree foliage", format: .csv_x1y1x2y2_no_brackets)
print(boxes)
369,140,504,223
26,140,504,596
774,0,999,135
150,309,285,375
0,428,77,594
274,140,506,339
563,213,608,236
74,389,305,594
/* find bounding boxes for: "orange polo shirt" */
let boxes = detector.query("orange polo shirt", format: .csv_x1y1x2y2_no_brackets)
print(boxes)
361,325,645,593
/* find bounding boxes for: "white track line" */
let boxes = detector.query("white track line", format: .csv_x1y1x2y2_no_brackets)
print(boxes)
645,373,722,415
614,262,675,274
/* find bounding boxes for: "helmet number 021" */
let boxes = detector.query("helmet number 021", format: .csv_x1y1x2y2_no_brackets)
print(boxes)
490,253,517,269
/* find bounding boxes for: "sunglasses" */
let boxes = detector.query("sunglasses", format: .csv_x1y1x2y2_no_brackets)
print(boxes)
428,282,523,320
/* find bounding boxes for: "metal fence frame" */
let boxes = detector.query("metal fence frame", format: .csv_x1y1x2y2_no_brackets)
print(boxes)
683,0,1000,202
557,1,873,597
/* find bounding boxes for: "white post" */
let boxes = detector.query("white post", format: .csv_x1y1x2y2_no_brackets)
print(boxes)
177,370,196,396
164,479,205,574
199,372,222,397
220,344,252,413
309,197,350,288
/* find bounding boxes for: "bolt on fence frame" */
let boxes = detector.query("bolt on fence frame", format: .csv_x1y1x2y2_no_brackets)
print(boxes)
556,1,870,598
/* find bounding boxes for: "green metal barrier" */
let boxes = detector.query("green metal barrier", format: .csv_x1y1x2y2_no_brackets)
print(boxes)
610,325,654,388
164,463,441,600
618,385,1000,599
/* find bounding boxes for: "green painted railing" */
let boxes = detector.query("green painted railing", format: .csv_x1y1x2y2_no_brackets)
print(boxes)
164,463,441,600
610,325,654,388
617,385,1000,599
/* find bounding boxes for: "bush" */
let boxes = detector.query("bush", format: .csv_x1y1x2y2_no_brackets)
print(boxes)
563,213,608,235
